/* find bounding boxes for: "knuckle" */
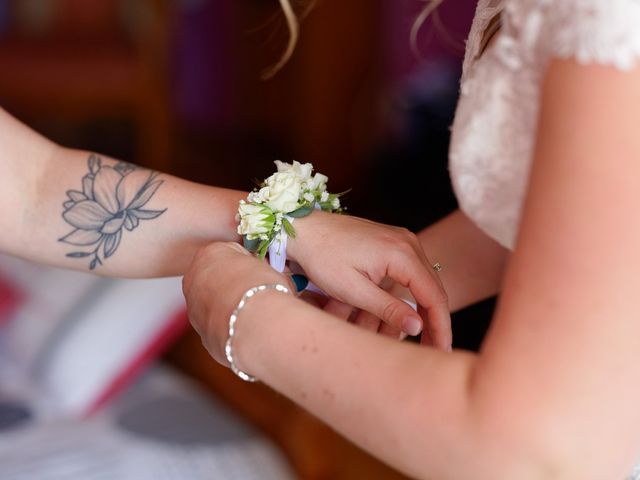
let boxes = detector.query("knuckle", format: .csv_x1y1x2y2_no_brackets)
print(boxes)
391,242,415,262
396,227,419,245
393,226,412,236
381,300,406,326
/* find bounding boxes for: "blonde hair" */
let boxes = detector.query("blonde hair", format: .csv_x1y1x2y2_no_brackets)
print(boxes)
262,0,316,79
267,0,446,78
268,0,500,78
410,0,445,57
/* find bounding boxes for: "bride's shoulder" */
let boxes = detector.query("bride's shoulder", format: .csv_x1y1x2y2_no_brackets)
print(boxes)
510,0,640,70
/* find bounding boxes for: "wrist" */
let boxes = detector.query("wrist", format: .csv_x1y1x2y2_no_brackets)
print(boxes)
226,285,296,380
284,210,322,263
236,161,343,264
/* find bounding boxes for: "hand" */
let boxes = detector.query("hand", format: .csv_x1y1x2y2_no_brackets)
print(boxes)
287,211,452,349
182,242,290,364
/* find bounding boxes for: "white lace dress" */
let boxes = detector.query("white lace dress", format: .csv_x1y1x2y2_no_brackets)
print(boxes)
449,1,640,476
449,0,640,250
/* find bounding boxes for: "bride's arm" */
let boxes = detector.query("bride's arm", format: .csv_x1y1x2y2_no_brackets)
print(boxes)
184,58,640,479
416,209,509,312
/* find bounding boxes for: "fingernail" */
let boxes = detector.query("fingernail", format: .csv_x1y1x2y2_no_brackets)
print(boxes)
290,274,309,293
402,315,422,336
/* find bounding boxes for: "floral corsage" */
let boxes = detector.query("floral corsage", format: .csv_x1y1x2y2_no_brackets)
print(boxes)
237,161,343,269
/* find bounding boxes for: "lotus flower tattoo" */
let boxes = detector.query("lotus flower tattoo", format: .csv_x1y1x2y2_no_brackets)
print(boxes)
59,154,166,270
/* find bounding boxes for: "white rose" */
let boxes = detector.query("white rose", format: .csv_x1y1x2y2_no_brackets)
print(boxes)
274,160,313,181
274,160,290,173
237,203,275,239
310,173,328,191
264,170,302,213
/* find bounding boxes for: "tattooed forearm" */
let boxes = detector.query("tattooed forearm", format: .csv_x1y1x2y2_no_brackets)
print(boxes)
59,154,167,270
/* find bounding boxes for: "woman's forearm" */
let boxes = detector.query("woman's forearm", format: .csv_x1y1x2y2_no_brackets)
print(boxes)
417,209,509,312
33,147,244,276
0,109,245,276
232,292,540,479
234,291,473,478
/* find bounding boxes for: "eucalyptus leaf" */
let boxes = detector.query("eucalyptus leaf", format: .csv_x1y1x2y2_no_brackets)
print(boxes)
287,205,313,218
243,236,260,252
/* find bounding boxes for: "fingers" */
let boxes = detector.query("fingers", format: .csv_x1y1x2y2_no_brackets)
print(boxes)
385,248,452,350
378,323,406,340
227,241,252,256
345,272,425,336
352,309,382,332
323,298,353,320
418,302,451,350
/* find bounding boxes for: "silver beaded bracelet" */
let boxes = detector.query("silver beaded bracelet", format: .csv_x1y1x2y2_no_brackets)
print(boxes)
225,283,292,382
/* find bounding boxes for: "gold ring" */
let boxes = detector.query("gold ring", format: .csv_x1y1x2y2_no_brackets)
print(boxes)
432,262,442,272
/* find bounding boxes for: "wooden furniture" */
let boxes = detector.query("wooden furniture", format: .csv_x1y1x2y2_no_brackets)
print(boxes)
0,0,172,170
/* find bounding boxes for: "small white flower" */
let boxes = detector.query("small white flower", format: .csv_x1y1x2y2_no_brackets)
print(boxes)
303,192,315,203
320,191,329,202
331,197,340,209
247,191,263,204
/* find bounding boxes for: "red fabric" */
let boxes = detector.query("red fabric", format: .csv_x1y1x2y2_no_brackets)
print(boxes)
0,274,22,326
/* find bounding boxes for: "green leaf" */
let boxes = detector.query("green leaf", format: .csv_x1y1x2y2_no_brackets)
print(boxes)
282,218,297,238
288,205,313,218
243,236,260,252
257,239,271,259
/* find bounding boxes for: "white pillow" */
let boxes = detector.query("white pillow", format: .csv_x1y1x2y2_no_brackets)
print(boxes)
0,254,187,418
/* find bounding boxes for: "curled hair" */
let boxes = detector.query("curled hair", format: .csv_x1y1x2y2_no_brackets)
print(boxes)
410,0,445,57
262,0,316,79
269,0,497,78
267,0,444,78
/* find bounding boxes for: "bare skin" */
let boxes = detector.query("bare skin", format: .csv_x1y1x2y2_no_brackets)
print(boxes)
184,58,640,479
0,107,451,346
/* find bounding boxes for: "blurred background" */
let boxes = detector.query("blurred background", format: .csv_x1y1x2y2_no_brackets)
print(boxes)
0,0,495,478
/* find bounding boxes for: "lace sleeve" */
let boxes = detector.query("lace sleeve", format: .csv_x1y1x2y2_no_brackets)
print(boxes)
541,0,640,71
